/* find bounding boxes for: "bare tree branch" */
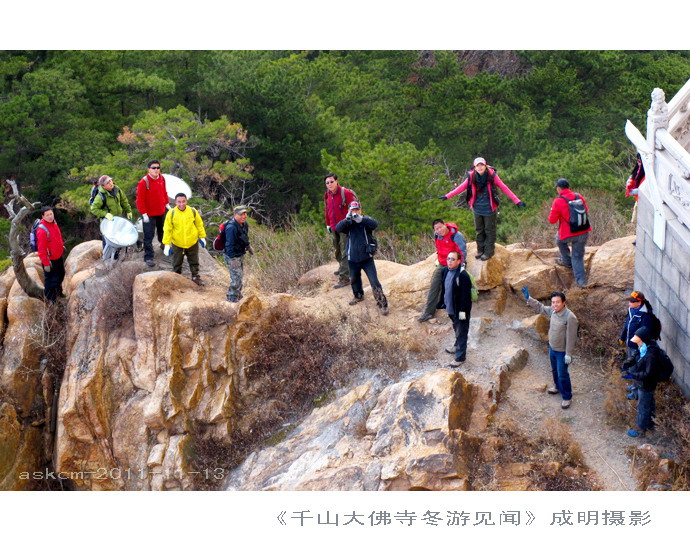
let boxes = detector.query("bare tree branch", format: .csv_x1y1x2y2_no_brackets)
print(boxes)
5,179,45,299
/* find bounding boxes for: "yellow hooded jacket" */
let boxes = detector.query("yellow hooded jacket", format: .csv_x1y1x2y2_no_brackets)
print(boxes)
162,206,207,249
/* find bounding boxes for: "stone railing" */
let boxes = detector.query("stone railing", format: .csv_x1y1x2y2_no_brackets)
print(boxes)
626,83,690,248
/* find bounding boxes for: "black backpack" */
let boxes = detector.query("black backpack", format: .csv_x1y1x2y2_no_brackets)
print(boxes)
559,193,590,233
648,312,662,341
655,348,674,382
89,184,107,207
466,167,500,207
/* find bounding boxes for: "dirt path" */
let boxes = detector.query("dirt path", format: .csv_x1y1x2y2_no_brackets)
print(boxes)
401,291,639,491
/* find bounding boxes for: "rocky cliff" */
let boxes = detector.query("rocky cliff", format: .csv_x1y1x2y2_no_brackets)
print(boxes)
0,236,638,490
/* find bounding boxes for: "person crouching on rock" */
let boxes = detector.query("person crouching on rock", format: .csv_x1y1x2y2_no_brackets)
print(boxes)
335,201,388,316
624,326,661,438
437,251,472,367
162,193,207,286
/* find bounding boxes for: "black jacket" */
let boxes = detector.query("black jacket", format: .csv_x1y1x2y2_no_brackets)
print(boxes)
224,218,250,258
627,342,663,392
335,215,377,263
437,265,473,316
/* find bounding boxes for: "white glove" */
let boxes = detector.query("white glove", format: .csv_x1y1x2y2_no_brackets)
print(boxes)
326,226,332,233
163,245,172,256
459,312,466,321
565,354,572,365
353,214,362,223
199,238,206,249
142,213,150,223
166,204,171,210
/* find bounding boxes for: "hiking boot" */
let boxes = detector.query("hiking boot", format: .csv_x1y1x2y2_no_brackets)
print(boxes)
475,252,484,259
333,279,350,289
145,259,155,267
547,387,559,395
448,360,465,368
480,254,491,261
561,399,572,409
191,275,205,287
348,296,363,305
379,305,389,316
418,313,433,323
555,258,572,268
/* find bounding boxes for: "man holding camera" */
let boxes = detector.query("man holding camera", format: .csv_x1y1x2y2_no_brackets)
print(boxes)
335,201,388,316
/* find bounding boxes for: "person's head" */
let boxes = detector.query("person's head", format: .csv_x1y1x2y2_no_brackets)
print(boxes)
233,205,249,224
627,290,646,310
324,173,339,194
632,326,652,346
174,193,187,211
473,157,487,175
348,201,362,215
550,291,567,312
148,160,161,178
41,206,54,223
446,250,462,270
555,178,570,194
432,219,449,237
98,175,114,191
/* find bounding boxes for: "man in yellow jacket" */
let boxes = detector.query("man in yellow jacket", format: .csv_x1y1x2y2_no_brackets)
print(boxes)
162,193,207,286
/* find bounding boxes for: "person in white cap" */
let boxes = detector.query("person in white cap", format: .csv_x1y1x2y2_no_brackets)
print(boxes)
439,157,525,261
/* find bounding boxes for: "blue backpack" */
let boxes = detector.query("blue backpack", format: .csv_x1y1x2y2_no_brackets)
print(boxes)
29,219,49,252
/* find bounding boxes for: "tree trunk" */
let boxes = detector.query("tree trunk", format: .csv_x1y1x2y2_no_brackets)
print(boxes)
4,179,45,299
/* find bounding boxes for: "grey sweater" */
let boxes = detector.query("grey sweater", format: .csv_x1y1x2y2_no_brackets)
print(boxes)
527,297,579,355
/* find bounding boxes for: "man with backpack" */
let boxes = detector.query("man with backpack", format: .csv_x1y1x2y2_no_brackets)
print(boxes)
439,157,526,261
324,173,357,288
548,178,592,287
335,201,388,316
437,250,473,367
522,287,579,409
35,206,65,302
623,326,672,437
136,160,170,267
418,219,467,323
224,205,254,302
162,193,207,286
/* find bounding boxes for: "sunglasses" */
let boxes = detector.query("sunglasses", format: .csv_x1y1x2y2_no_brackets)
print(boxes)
150,166,160,170
325,180,335,184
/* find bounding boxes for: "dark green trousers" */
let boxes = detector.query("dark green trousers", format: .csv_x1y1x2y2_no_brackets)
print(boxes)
421,265,446,318
474,212,498,257
172,242,200,276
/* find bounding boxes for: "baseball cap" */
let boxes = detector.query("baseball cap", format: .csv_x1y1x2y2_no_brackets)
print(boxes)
348,201,361,210
473,157,486,167
627,291,646,303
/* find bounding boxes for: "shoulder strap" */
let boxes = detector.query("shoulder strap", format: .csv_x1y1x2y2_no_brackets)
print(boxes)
38,223,50,240
145,176,150,190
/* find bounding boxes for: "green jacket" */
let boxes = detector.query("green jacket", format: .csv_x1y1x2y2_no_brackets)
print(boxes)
90,185,132,219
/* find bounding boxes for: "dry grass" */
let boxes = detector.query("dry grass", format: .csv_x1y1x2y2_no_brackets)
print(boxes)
188,308,411,489
475,418,599,491
515,191,634,249
97,262,147,328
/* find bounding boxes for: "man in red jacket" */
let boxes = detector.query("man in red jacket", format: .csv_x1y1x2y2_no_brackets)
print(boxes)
323,173,357,288
548,178,592,287
418,219,467,323
136,159,170,267
35,206,65,302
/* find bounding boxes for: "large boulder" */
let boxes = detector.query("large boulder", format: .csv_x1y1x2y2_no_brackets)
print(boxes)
587,235,636,289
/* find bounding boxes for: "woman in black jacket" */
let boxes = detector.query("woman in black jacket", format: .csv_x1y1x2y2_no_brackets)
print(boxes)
625,326,661,437
335,201,388,315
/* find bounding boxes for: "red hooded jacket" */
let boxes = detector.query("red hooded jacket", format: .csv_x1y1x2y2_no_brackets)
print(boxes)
434,223,466,266
324,185,357,229
445,167,522,212
548,188,592,240
136,174,168,217
36,219,64,266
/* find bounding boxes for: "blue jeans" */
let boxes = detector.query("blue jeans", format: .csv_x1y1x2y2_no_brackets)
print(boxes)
637,389,655,432
549,346,572,400
556,231,588,286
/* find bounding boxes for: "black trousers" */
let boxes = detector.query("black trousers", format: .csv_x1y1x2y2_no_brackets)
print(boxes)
44,256,65,302
348,257,387,307
143,212,167,261
449,312,471,362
